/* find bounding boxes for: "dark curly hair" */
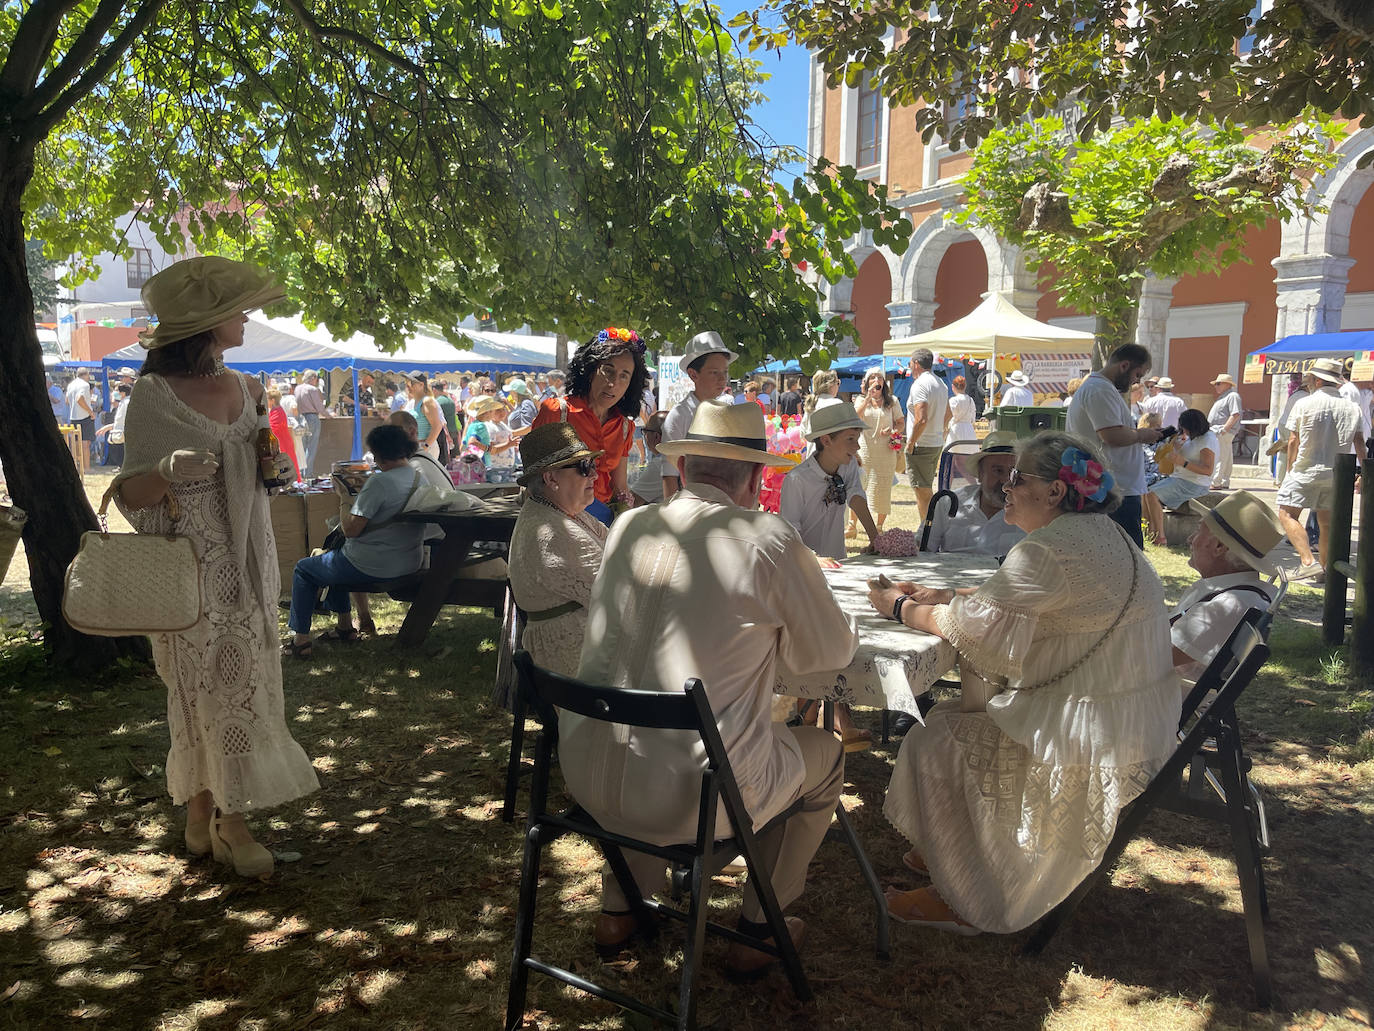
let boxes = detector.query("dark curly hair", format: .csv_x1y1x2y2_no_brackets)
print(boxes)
565,334,649,421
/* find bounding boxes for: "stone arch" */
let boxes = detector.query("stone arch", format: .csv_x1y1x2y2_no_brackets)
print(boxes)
825,230,901,315
1280,126,1374,258
895,211,1035,310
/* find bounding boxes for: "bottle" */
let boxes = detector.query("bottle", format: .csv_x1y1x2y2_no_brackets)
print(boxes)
256,404,286,490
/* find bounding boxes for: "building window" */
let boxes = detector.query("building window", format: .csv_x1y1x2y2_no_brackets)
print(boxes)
126,248,153,289
856,78,882,171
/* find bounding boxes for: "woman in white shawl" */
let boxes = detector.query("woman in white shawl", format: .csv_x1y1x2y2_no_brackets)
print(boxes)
867,430,1177,934
113,257,319,879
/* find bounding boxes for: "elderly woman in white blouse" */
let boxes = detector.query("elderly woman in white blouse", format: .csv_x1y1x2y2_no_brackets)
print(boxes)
507,423,608,676
867,430,1178,935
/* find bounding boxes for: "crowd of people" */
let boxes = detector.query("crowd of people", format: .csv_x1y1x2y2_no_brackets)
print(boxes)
88,254,1358,996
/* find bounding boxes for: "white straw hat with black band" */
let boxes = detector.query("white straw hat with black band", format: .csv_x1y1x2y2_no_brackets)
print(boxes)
657,400,793,466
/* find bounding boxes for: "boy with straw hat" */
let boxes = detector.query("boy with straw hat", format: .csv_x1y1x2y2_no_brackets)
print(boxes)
563,400,857,975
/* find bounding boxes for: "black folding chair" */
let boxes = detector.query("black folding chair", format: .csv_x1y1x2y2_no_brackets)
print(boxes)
506,651,811,1030
1024,611,1274,1007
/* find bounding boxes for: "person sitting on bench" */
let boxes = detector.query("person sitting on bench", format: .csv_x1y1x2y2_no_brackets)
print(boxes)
1171,490,1283,683
284,424,427,658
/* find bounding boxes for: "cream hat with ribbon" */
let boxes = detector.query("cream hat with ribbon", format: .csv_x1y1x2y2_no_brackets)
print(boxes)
1211,372,1235,386
1307,357,1344,385
1188,490,1284,575
138,256,285,349
964,430,1019,477
657,400,793,466
465,394,507,419
803,399,868,441
1006,369,1031,387
1156,376,1175,390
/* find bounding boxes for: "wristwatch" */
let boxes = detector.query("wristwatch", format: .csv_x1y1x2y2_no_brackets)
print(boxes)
891,594,909,623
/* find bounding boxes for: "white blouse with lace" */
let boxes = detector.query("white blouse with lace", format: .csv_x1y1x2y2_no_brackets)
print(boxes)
883,511,1179,933
507,496,608,676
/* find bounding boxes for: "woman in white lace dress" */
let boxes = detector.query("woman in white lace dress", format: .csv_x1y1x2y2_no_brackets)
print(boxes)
114,258,319,879
867,430,1177,934
507,423,608,676
944,374,977,444
849,368,903,538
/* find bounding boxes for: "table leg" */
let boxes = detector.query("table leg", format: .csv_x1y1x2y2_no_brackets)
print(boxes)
397,530,477,647
822,699,891,961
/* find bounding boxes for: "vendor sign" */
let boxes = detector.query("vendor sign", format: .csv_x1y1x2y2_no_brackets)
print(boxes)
658,356,690,411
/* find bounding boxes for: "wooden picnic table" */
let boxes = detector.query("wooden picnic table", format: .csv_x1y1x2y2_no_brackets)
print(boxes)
393,497,521,646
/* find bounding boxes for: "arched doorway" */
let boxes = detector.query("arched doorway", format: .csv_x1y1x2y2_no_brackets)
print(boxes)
933,238,989,328
852,251,893,355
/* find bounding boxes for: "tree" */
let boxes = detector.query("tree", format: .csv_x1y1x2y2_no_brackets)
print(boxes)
739,0,1374,149
957,114,1337,366
1,0,909,672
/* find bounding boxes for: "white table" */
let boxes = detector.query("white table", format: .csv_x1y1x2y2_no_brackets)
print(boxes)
776,552,1000,715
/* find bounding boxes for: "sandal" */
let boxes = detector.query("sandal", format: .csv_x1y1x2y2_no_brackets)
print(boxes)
901,848,929,876
356,620,378,638
282,640,313,660
841,729,873,753
885,886,980,936
317,627,362,645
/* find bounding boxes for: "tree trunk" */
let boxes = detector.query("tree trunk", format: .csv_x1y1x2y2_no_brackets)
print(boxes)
0,136,147,675
1091,290,1144,371
555,332,569,371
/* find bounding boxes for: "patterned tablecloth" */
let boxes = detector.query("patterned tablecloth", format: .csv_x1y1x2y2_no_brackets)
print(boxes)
776,552,1000,714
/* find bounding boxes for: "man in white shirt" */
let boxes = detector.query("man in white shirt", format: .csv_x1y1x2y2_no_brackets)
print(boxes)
920,432,1026,557
1140,376,1187,430
998,369,1033,408
1207,372,1244,489
65,368,95,443
1276,357,1366,580
904,348,949,518
1066,343,1164,548
661,330,736,500
1338,362,1372,455
1172,490,1283,682
563,401,857,974
294,371,328,476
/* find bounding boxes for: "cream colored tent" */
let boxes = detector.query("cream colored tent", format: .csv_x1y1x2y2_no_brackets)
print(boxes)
883,292,1095,359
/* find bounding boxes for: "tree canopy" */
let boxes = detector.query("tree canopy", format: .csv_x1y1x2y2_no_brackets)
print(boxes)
18,0,908,369
738,0,1374,149
959,114,1338,363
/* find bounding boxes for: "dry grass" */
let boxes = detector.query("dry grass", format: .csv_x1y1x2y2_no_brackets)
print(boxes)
0,470,1371,1030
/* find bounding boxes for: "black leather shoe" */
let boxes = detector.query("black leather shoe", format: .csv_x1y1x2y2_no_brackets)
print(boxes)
891,712,918,738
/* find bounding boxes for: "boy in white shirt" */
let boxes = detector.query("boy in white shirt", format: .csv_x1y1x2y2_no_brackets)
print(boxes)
780,400,880,560
661,330,737,500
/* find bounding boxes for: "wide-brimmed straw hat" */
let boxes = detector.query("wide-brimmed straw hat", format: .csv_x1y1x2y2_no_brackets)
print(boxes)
965,431,1019,477
138,256,285,349
657,400,792,466
1189,490,1283,575
1156,376,1175,390
1006,370,1030,387
1211,372,1235,386
517,423,604,486
803,399,867,441
1308,357,1344,385
465,394,506,419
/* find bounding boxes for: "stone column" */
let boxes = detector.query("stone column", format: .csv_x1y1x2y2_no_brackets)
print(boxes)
1135,275,1177,372
1269,252,1356,420
986,241,1041,317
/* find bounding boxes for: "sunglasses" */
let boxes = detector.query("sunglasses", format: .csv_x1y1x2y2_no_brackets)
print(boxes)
566,457,597,477
1005,468,1046,489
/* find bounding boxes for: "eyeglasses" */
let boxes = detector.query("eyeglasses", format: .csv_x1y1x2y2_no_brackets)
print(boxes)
570,457,597,477
1005,468,1047,489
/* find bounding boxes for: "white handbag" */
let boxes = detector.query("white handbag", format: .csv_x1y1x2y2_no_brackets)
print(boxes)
62,484,202,636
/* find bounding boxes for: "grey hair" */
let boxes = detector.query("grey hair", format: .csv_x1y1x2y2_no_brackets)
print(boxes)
1015,430,1122,515
909,348,934,370
682,455,759,494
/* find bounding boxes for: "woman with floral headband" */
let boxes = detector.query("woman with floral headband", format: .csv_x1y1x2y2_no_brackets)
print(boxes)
866,430,1177,935
532,327,650,525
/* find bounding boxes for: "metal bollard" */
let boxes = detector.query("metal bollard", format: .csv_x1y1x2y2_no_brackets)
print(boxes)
1353,446,1373,679
1322,454,1357,645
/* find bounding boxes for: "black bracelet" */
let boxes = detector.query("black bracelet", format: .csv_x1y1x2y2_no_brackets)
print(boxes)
892,594,909,623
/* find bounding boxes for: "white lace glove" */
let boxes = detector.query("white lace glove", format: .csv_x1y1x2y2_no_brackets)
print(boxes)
158,449,220,482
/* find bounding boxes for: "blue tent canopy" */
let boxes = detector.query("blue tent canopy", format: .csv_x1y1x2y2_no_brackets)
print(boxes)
1246,331,1374,372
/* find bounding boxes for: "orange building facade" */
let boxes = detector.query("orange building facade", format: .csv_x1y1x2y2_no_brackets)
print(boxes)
809,53,1374,417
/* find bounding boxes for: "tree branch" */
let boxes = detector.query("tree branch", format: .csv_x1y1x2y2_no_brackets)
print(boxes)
0,0,80,98
276,0,427,80
29,0,170,138
1298,0,1374,42
17,0,131,119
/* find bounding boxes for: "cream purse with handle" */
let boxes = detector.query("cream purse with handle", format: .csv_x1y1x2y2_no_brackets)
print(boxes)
62,483,202,636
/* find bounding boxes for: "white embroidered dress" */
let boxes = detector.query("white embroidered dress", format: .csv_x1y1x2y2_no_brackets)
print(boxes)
507,496,608,677
115,373,320,812
883,513,1178,933
856,399,902,517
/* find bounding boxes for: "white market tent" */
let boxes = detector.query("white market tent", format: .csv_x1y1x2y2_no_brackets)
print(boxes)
883,292,1095,359
100,314,558,457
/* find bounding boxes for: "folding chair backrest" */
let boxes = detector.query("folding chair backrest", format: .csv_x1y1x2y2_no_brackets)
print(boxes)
1255,575,1287,640
515,649,703,732
1177,615,1269,746
1179,608,1265,727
